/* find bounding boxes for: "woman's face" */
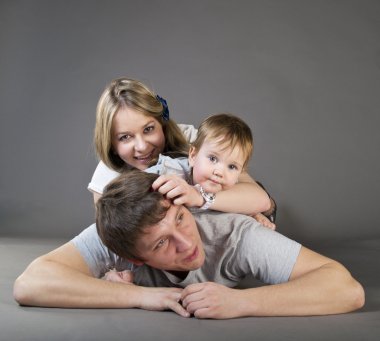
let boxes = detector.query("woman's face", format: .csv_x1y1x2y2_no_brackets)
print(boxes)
111,107,165,170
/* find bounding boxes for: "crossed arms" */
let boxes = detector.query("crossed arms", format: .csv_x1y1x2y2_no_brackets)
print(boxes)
13,242,364,319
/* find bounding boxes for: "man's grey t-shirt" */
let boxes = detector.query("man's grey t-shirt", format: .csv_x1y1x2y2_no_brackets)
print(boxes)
72,210,301,287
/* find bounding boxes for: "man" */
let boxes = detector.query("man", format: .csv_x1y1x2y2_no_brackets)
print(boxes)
14,171,364,319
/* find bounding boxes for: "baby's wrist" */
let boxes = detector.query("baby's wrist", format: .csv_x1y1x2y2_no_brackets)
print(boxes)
194,184,216,210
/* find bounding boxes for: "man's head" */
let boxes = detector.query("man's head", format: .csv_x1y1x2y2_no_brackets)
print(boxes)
96,170,205,271
189,113,253,193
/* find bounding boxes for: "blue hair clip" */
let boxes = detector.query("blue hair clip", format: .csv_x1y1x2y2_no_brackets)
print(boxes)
156,95,170,121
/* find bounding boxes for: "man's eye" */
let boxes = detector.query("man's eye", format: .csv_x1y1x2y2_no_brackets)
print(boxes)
156,239,167,249
177,213,184,224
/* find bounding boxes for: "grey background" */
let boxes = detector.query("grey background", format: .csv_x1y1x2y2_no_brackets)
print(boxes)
1,0,379,245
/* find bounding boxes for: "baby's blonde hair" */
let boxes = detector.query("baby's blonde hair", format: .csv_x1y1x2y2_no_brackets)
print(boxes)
192,113,253,169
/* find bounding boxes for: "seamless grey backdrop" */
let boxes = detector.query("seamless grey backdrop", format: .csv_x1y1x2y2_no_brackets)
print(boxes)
1,0,379,245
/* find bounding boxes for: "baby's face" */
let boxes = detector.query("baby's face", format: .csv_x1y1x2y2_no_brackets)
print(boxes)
189,139,245,193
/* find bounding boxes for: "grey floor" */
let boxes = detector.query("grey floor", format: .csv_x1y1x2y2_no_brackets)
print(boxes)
1,237,379,341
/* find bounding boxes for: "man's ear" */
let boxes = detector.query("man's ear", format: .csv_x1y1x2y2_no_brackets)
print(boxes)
127,258,145,266
188,146,197,167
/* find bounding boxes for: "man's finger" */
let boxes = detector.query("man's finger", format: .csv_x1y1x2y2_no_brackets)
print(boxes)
167,299,190,318
181,290,204,308
181,283,206,300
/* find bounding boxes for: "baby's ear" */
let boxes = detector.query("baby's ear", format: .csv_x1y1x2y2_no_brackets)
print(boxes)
188,146,197,167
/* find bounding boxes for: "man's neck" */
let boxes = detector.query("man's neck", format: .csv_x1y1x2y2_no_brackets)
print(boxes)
167,270,189,280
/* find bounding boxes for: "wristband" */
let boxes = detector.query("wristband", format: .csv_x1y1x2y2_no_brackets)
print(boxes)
194,184,216,210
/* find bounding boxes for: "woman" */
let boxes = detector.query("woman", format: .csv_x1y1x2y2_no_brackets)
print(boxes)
88,77,274,218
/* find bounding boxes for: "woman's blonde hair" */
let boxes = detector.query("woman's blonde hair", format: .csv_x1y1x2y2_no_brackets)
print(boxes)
192,113,254,169
94,77,189,171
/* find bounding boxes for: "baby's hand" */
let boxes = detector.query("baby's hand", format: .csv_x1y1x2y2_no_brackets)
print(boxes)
253,213,276,230
152,174,203,207
104,269,134,284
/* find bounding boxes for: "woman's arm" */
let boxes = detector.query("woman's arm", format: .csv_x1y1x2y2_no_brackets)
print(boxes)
13,242,189,316
91,190,102,205
88,161,120,205
181,247,365,319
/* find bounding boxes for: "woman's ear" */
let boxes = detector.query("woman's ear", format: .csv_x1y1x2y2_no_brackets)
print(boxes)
188,146,197,167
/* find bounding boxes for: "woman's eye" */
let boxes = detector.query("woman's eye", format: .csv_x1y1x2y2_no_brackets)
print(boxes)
144,125,154,133
119,134,131,142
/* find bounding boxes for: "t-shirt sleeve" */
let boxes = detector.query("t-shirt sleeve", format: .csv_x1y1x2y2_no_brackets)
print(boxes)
88,161,120,194
71,224,131,278
233,225,302,284
178,124,198,143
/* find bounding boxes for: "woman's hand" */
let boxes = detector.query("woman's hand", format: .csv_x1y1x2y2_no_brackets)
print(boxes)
252,213,276,230
152,175,204,207
104,269,134,284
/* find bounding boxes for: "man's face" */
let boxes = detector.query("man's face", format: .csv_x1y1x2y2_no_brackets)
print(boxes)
133,203,205,272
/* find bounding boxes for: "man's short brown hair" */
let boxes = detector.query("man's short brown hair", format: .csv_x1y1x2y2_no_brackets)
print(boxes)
96,170,170,260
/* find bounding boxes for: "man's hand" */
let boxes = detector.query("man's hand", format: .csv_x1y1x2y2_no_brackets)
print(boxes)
104,269,190,317
152,175,203,207
137,286,190,318
181,282,242,319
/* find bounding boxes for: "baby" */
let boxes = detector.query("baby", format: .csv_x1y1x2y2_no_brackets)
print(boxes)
147,113,275,226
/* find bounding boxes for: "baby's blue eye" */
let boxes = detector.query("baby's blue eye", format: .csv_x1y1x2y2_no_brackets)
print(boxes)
208,155,217,163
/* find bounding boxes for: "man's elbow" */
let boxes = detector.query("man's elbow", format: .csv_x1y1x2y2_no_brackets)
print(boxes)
340,266,365,312
349,279,365,311
13,274,32,306
328,261,365,313
13,258,44,306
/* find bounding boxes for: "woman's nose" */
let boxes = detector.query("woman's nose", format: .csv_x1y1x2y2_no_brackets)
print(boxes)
134,135,147,152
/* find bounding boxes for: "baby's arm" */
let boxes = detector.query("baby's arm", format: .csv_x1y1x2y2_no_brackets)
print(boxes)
210,172,276,227
152,173,276,229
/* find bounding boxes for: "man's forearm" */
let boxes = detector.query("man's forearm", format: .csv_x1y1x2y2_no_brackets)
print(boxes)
14,256,189,317
237,261,365,317
13,257,142,308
